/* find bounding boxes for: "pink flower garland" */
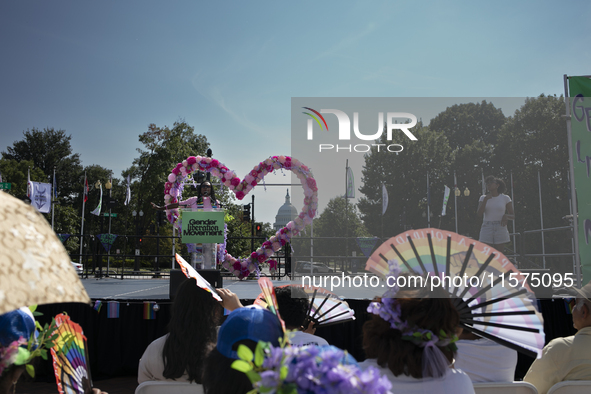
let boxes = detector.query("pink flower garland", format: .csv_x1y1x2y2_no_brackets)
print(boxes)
163,155,319,279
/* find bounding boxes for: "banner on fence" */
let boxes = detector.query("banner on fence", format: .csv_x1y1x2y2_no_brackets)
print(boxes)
97,234,118,253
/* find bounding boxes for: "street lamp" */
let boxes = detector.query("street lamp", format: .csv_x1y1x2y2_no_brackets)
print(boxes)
105,179,112,277
454,187,471,235
132,210,143,272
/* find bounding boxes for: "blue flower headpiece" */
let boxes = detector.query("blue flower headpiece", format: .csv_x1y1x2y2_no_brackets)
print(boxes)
232,339,392,394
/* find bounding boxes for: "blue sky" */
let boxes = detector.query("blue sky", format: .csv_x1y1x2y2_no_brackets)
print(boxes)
1,0,590,225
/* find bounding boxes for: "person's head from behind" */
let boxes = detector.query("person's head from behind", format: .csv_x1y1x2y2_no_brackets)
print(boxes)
0,307,36,394
203,306,283,394
162,278,221,382
274,286,309,330
570,281,591,330
363,274,460,379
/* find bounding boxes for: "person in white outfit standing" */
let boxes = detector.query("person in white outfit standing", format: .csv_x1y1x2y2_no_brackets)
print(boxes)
477,175,514,252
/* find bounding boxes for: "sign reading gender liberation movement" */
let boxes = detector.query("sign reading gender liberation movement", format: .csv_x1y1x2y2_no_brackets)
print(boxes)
181,210,225,244
569,76,591,283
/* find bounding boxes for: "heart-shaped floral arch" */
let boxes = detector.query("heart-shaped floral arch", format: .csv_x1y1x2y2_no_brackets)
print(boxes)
162,155,318,279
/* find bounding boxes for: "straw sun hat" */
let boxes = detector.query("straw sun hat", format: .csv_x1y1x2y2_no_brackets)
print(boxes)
0,192,89,315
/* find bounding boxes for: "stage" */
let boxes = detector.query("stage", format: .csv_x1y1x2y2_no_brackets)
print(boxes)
81,273,387,300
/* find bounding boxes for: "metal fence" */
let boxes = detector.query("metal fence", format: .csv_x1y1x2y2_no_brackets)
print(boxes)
68,224,579,282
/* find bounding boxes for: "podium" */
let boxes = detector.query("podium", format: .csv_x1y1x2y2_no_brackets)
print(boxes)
169,269,223,300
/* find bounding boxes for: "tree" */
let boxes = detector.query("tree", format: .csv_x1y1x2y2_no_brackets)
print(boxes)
121,121,213,270
316,195,371,251
358,122,454,237
1,128,83,202
0,158,44,199
491,95,570,269
429,100,506,148
428,101,507,238
290,197,370,273
125,120,210,236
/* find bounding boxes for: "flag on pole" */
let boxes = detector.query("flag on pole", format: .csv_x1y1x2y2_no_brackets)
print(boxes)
124,174,131,205
345,167,355,198
83,176,89,203
441,185,451,216
91,183,102,216
481,168,486,195
382,183,389,215
79,172,88,266
53,172,58,199
28,181,52,213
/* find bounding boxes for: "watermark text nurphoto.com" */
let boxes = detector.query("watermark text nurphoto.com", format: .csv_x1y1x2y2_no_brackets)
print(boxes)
301,272,574,292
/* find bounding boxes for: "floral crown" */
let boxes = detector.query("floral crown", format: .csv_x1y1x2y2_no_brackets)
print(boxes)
366,260,458,352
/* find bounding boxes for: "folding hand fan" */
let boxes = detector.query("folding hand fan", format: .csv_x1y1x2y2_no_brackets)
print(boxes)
175,253,222,301
366,228,545,358
50,313,92,394
254,285,355,328
257,277,286,332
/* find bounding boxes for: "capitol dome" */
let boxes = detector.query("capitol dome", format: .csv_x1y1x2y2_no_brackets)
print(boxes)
274,189,298,230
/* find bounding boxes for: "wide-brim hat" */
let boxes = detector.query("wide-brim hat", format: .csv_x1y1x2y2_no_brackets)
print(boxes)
569,280,591,303
0,192,90,315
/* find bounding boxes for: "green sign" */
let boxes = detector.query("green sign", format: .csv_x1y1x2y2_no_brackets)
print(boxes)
103,213,117,217
0,183,11,190
569,76,591,283
181,210,225,244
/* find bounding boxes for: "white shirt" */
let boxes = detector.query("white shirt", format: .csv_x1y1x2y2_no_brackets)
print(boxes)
455,338,517,382
289,331,329,347
138,335,191,384
358,358,475,394
479,194,511,221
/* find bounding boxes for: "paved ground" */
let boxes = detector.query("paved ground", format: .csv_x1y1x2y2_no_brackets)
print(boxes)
81,273,385,300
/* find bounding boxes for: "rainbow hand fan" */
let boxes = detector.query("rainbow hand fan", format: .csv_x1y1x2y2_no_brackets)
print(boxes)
257,277,286,332
50,313,92,394
366,228,545,359
254,285,355,328
175,253,222,301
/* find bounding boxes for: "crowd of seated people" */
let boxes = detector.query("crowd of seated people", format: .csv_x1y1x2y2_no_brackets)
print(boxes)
131,279,591,393
5,254,591,394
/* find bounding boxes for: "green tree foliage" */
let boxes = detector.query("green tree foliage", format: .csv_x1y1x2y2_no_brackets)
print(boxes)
429,101,506,238
429,100,506,147
358,123,454,237
491,95,570,268
124,121,210,236
291,197,370,273
0,158,44,199
224,203,255,259
358,96,573,272
52,205,82,254
1,128,83,202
